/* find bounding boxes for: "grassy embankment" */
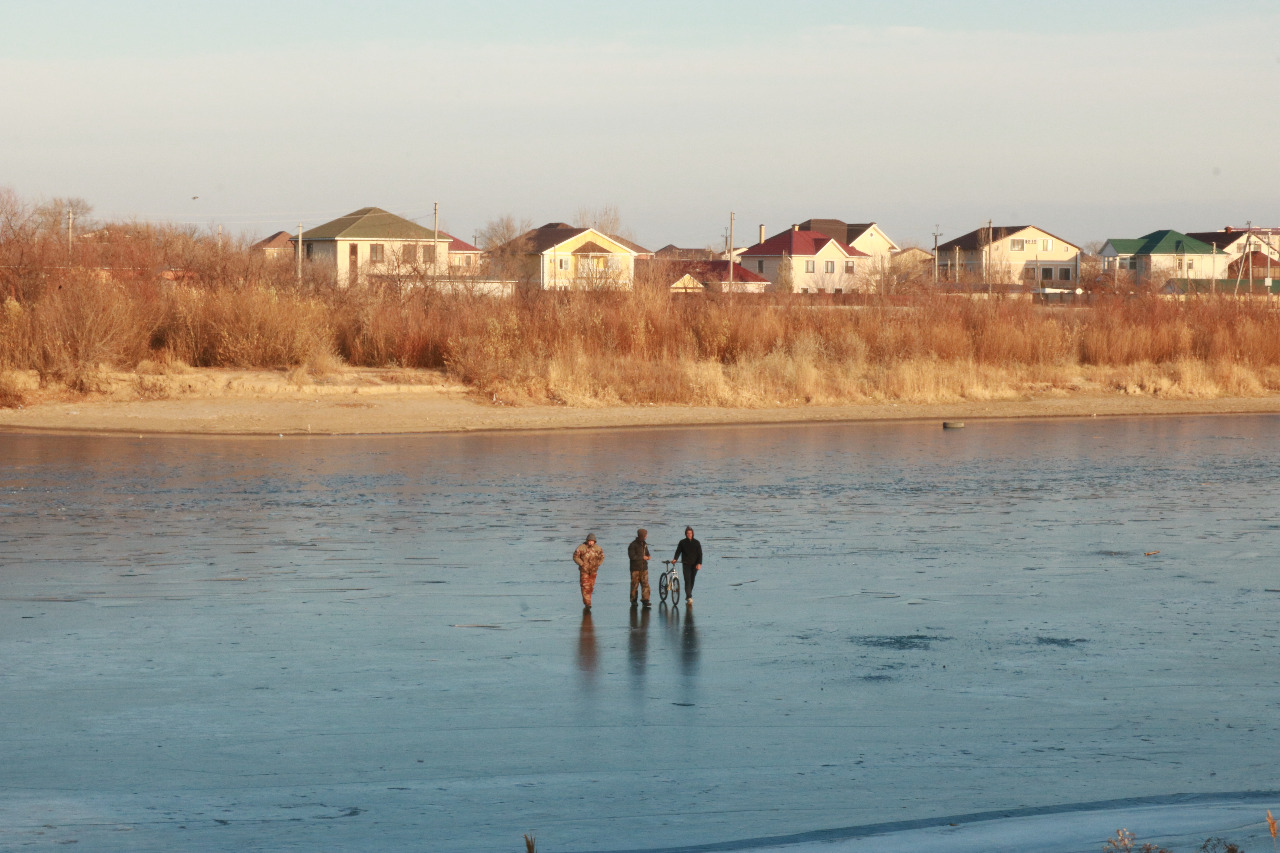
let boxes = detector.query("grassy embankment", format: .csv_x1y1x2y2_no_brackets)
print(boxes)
4,275,1280,409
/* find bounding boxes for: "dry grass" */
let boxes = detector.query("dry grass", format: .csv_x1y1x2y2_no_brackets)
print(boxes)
3,201,1280,406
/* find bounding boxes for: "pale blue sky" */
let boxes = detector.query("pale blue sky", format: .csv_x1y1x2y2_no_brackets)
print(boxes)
3,1,1278,248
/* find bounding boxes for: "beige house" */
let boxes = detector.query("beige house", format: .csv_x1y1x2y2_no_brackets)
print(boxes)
300,207,449,287
797,219,899,284
441,232,481,274
1185,228,1280,266
250,231,295,260
937,225,1081,285
499,222,642,289
741,225,870,293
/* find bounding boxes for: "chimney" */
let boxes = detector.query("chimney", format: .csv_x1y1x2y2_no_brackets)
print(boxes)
792,224,799,232
759,224,765,244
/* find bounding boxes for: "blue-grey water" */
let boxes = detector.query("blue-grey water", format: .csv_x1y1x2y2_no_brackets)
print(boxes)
2,417,1279,852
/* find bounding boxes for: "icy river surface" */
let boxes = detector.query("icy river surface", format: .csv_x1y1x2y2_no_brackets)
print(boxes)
2,416,1279,852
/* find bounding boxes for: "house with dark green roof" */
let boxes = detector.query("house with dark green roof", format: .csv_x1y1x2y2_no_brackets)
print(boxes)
1099,230,1229,280
299,207,450,287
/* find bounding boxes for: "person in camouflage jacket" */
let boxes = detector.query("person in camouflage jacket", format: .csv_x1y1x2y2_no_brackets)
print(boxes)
573,533,604,609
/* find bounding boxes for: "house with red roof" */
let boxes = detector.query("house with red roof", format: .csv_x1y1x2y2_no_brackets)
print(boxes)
740,225,870,293
637,258,769,293
439,232,481,273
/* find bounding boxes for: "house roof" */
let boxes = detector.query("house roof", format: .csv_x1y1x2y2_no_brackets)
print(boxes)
656,245,718,261
637,259,768,288
1185,230,1259,250
507,222,639,255
572,240,613,255
302,207,443,241
741,228,868,258
439,232,479,253
252,231,294,250
1228,251,1280,275
937,225,1081,253
606,234,653,256
1107,230,1220,256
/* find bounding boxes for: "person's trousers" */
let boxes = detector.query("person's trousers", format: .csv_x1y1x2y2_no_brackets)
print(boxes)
682,564,697,598
630,569,650,603
579,569,597,606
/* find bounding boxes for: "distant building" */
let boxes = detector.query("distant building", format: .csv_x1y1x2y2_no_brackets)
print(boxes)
1099,230,1229,280
741,225,870,293
637,258,769,293
300,207,449,287
937,225,1081,284
797,219,899,282
494,222,645,289
251,231,295,260
440,232,481,273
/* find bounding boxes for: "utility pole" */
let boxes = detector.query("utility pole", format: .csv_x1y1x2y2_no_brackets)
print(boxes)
932,225,942,286
433,202,440,278
66,208,74,266
296,222,303,283
728,211,735,290
986,219,993,295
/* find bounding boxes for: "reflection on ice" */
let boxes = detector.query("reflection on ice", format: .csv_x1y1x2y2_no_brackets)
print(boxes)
2,416,1280,852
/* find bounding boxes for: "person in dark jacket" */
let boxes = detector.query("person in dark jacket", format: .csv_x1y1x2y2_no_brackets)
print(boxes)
672,526,702,604
627,528,651,607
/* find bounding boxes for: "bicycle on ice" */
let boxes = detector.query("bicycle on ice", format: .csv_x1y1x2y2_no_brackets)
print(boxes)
658,560,681,604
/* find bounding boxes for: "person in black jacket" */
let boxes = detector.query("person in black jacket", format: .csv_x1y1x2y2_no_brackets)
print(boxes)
672,526,702,604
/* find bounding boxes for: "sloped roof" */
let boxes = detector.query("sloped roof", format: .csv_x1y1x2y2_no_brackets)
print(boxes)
1186,230,1254,250
1108,230,1219,256
656,245,718,261
506,222,638,255
439,232,479,253
572,241,612,255
607,234,653,256
1228,251,1280,275
938,226,1032,252
303,207,442,241
252,231,294,250
741,228,868,258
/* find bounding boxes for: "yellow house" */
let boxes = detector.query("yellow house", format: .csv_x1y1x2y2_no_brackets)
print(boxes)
937,225,1081,285
504,222,641,289
300,207,449,287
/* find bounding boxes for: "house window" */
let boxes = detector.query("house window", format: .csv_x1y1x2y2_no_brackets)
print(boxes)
402,244,418,264
1041,267,1053,280
834,288,843,294
824,260,835,274
558,258,569,270
305,243,313,260
1058,267,1071,281
800,288,810,293
464,255,473,267
370,244,385,264
1186,259,1195,271
1023,266,1035,279
1042,239,1052,251
757,260,764,273
805,260,815,273
1011,239,1025,251
845,260,855,274
1176,258,1183,271
424,245,437,264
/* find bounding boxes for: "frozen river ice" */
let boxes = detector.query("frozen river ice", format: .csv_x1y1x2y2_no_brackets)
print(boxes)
1,416,1279,852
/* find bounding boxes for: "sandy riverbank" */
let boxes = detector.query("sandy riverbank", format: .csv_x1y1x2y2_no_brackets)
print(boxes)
2,367,1280,436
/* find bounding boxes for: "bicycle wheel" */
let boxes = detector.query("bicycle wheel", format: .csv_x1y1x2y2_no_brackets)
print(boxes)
658,572,669,602
670,574,680,602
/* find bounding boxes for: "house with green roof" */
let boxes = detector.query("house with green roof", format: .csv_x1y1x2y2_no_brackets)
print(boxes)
299,207,450,287
1098,230,1229,281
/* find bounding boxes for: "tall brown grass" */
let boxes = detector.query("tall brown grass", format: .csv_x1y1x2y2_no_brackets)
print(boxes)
3,192,1280,406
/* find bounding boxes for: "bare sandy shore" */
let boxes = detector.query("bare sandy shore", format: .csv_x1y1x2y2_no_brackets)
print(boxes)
2,368,1280,436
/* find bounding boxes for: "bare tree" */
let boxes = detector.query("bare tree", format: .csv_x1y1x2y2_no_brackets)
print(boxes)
574,204,629,240
477,215,534,284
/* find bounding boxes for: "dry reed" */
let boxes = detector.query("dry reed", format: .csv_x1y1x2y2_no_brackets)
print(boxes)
3,201,1280,406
